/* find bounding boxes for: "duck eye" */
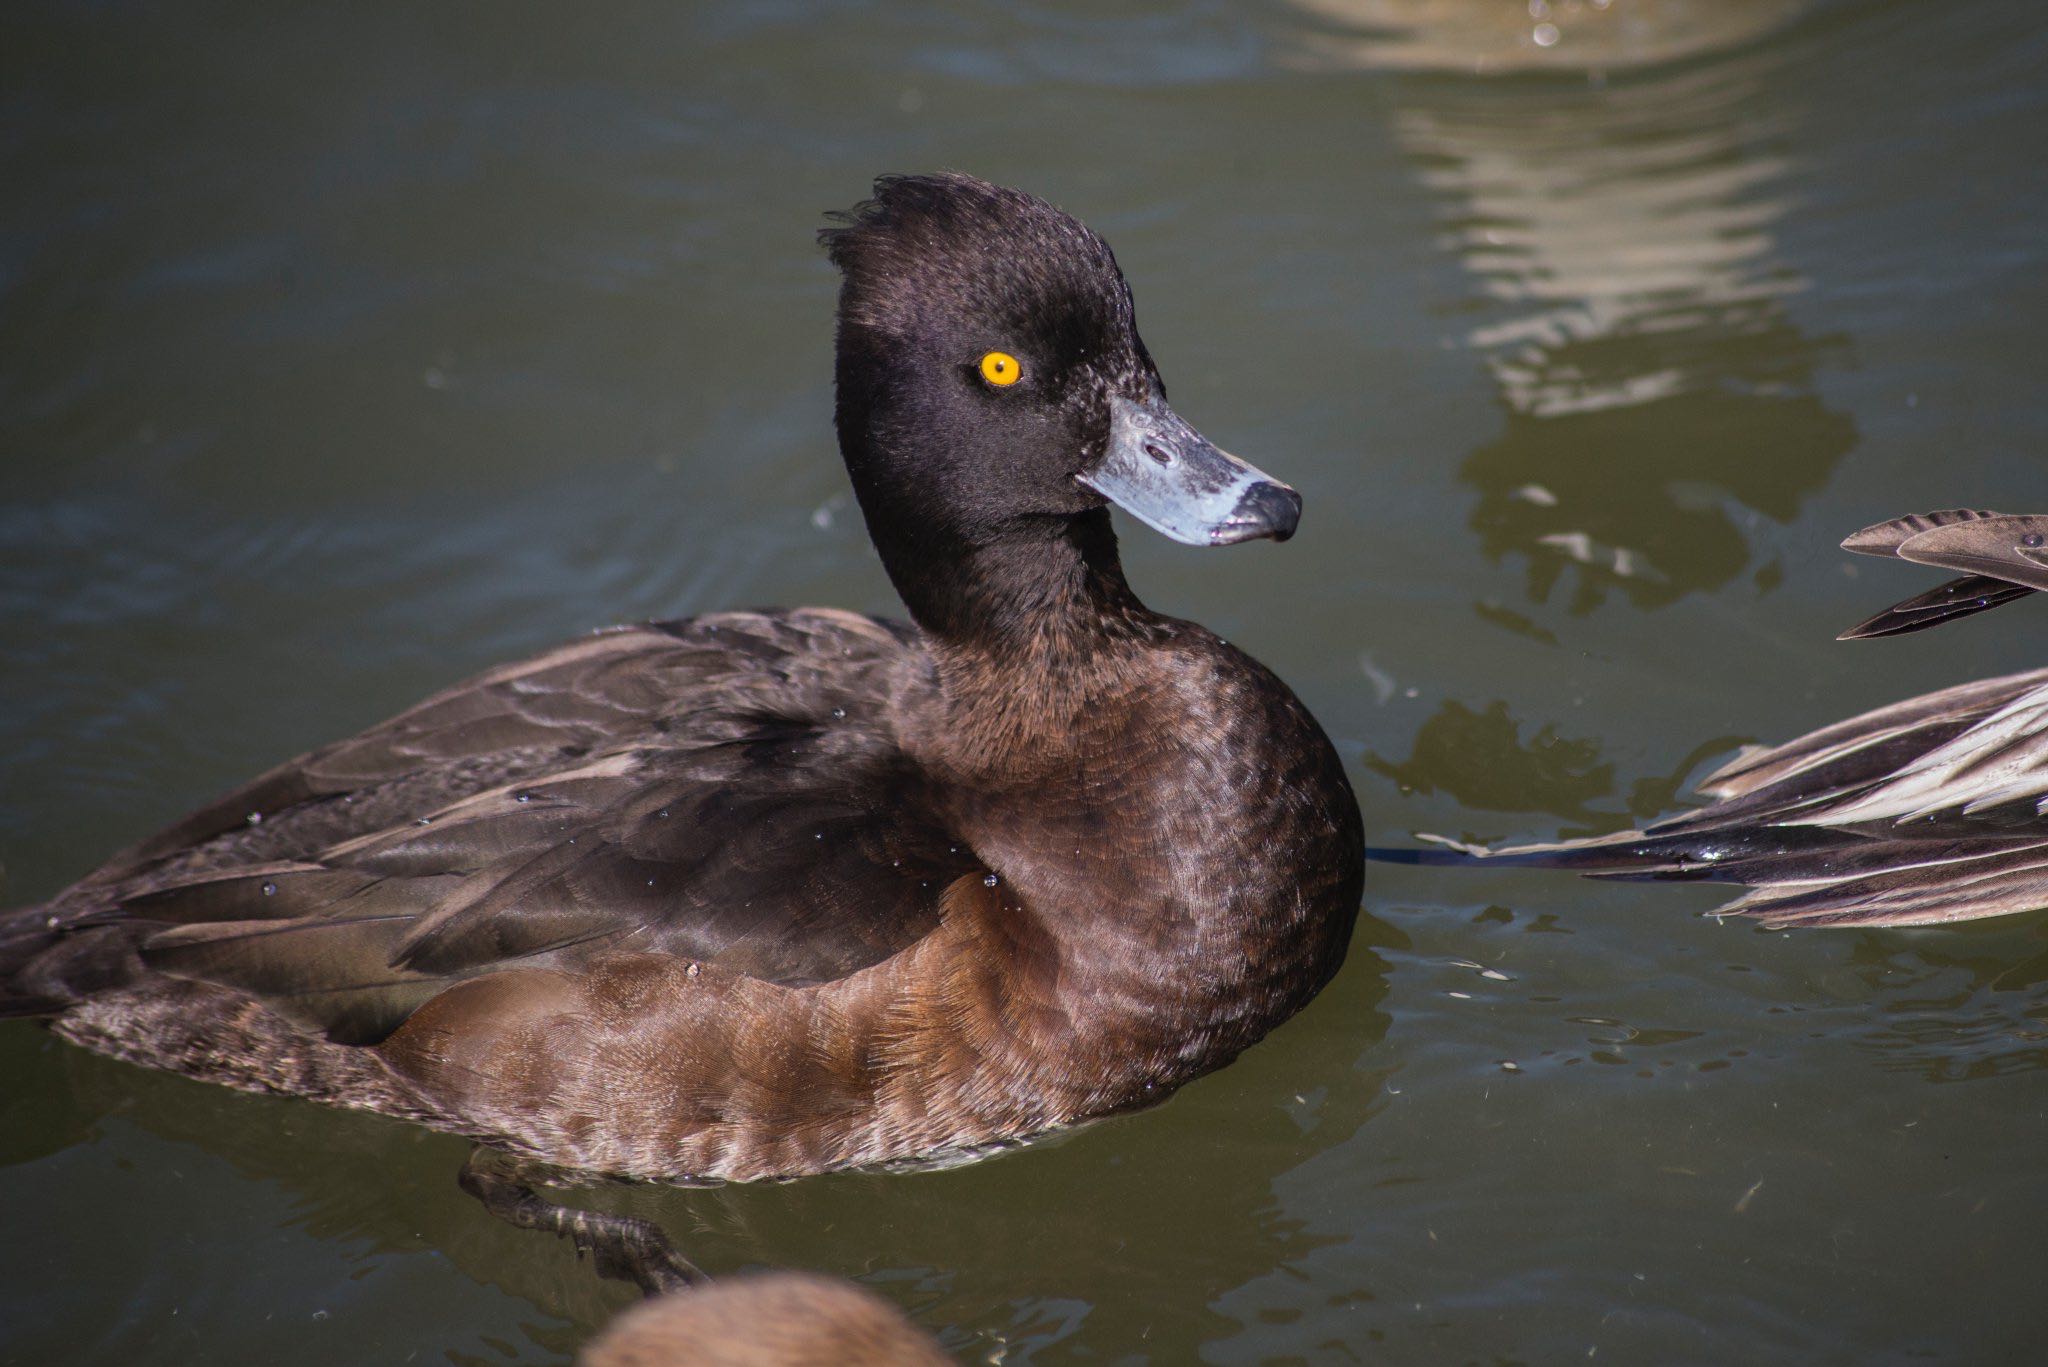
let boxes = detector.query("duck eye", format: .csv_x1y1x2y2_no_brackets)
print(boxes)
979,351,1022,387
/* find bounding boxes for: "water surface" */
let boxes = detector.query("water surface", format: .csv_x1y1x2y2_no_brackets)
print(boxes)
4,0,2046,1361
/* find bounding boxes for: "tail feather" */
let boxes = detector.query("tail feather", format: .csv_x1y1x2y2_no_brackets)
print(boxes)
2,902,150,1016
0,907,64,1013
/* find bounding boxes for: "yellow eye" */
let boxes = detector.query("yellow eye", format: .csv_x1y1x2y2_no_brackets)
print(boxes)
979,351,1022,387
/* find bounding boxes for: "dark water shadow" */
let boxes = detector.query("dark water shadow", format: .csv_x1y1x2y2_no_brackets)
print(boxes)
1367,694,1745,833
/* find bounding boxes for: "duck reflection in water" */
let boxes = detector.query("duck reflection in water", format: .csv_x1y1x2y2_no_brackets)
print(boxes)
1283,0,1853,613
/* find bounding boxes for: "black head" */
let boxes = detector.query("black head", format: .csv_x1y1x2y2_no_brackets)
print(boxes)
821,175,1149,539
819,174,1299,638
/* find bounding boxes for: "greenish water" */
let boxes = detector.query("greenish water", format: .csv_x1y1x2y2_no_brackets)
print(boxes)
4,0,2045,1361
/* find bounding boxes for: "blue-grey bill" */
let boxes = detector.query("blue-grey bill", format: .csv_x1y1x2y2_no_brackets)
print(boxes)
1081,395,1301,546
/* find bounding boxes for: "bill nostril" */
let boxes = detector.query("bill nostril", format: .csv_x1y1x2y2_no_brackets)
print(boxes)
1143,442,1175,467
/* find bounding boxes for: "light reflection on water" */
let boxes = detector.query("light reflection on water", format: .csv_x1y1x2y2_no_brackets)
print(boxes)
1363,5,1855,611
1283,0,1813,74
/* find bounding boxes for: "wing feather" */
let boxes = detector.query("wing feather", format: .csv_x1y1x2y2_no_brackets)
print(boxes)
1834,510,2045,639
1407,668,2048,928
1837,575,2034,640
1894,515,2048,590
11,610,973,1037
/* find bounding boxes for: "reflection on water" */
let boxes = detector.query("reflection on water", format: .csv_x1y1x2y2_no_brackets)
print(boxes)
1368,696,1741,829
1288,0,1855,609
8,0,2048,1359
1283,0,1812,74
1842,929,2048,1084
1367,698,1616,824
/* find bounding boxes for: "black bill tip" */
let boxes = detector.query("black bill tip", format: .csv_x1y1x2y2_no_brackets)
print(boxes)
1214,481,1301,545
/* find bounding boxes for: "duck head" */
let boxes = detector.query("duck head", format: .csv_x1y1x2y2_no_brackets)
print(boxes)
820,174,1299,640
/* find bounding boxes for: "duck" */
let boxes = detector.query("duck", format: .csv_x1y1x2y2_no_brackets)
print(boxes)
1,173,1364,1185
578,1271,951,1367
1389,508,2048,928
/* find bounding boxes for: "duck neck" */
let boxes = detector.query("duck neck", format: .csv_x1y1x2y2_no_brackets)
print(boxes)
873,509,1157,750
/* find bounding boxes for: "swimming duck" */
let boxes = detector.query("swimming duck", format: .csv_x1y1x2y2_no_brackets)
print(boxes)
1,174,1364,1184
1395,509,2048,928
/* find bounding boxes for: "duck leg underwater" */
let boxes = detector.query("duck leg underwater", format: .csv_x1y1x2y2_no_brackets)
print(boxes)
458,1146,705,1296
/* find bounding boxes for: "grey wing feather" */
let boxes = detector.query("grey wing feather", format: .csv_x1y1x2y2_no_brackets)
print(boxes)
1839,508,2006,558
1836,510,2046,639
1893,515,2048,591
1837,575,2033,640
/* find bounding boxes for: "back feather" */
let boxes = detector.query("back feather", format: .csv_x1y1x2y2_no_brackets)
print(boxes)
4,611,979,1038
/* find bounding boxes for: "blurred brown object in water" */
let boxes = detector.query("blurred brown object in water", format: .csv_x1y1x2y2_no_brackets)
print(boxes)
580,1271,951,1367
